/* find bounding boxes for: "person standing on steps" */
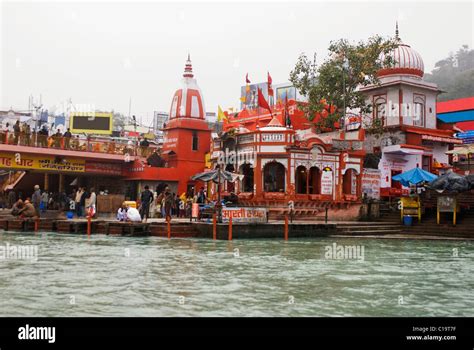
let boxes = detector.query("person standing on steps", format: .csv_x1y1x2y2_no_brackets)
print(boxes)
139,186,153,222
31,185,42,216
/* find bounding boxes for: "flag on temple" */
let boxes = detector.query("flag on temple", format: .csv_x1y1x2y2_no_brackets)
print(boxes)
258,88,272,114
284,96,291,127
267,72,273,96
217,105,227,122
246,73,251,84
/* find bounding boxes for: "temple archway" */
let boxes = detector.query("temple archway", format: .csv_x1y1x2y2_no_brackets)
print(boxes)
225,163,235,193
240,163,254,193
295,165,307,194
308,167,321,194
263,162,286,192
343,168,359,196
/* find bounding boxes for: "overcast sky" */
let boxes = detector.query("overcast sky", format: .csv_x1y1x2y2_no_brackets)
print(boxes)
1,1,472,126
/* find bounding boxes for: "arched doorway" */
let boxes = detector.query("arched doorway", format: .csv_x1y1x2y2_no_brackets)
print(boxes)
343,168,359,195
240,163,254,192
308,167,321,194
263,162,285,192
295,166,307,194
225,164,235,193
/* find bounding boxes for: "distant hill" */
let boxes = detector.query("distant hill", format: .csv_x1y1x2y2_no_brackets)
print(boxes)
424,45,474,101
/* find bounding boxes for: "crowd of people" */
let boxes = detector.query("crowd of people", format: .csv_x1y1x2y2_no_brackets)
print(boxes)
116,185,210,223
0,121,155,157
0,183,223,223
0,185,98,219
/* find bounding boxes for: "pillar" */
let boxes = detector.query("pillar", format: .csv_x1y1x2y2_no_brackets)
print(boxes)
44,173,49,191
59,174,65,193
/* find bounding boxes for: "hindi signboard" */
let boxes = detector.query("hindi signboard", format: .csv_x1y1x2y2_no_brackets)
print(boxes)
361,169,381,200
221,207,267,223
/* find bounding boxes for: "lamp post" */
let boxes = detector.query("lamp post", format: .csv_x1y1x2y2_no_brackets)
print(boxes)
341,57,349,129
216,164,223,223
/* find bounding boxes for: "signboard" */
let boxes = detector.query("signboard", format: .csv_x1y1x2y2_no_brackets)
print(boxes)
437,196,458,213
361,169,381,200
70,112,113,135
345,115,361,131
0,153,85,172
321,168,333,195
421,134,462,144
221,207,267,223
262,133,285,142
85,162,122,176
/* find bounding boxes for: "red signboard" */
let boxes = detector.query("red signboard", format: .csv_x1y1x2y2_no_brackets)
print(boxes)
85,162,122,176
421,134,463,144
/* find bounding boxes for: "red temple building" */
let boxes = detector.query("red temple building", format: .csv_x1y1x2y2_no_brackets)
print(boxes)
210,100,366,219
123,55,211,196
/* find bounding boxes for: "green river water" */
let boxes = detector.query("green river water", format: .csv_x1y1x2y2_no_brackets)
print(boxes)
0,231,473,317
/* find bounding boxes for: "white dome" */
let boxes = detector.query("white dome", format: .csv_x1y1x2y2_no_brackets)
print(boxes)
379,43,424,78
169,55,206,120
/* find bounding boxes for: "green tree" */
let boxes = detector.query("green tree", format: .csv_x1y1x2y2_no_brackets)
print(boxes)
424,45,474,101
289,36,398,132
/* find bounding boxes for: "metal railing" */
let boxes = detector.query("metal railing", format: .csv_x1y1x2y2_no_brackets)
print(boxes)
0,131,157,157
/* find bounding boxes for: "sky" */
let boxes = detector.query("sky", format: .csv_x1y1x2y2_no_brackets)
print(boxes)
1,0,473,126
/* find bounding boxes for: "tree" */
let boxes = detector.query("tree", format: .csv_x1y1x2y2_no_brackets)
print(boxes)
112,111,127,131
424,45,474,101
289,36,398,132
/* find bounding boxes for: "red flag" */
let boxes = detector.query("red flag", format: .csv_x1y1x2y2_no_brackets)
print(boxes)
284,95,291,127
246,73,251,84
267,72,273,96
258,88,272,114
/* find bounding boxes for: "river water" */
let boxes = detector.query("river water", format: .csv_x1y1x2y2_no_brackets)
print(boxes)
0,231,473,317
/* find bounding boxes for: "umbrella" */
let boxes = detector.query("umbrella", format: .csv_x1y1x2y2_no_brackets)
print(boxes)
392,167,438,187
191,169,243,183
191,167,244,223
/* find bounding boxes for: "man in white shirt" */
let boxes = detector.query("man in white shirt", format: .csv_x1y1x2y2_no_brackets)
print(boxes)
87,187,97,217
126,205,142,222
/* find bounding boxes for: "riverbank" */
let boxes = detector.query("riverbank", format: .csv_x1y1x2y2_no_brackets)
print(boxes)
0,214,473,241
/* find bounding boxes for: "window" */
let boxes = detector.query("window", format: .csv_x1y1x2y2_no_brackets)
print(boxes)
192,132,198,151
413,95,425,127
374,96,387,126
422,156,431,172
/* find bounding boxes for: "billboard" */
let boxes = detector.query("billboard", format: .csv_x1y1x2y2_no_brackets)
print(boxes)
240,82,271,110
70,112,113,135
276,85,297,104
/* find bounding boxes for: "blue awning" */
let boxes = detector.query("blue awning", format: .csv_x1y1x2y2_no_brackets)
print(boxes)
437,110,474,123
392,167,438,187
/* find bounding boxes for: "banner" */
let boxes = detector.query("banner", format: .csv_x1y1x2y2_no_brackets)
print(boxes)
361,169,381,200
85,162,122,175
0,153,85,172
221,207,267,223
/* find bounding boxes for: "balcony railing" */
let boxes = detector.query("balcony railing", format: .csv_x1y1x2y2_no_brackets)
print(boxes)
0,131,157,158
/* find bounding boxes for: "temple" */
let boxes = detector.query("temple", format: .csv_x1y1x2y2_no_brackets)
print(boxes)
208,25,458,219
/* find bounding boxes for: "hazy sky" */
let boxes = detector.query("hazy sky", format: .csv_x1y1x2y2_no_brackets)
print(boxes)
1,1,473,126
